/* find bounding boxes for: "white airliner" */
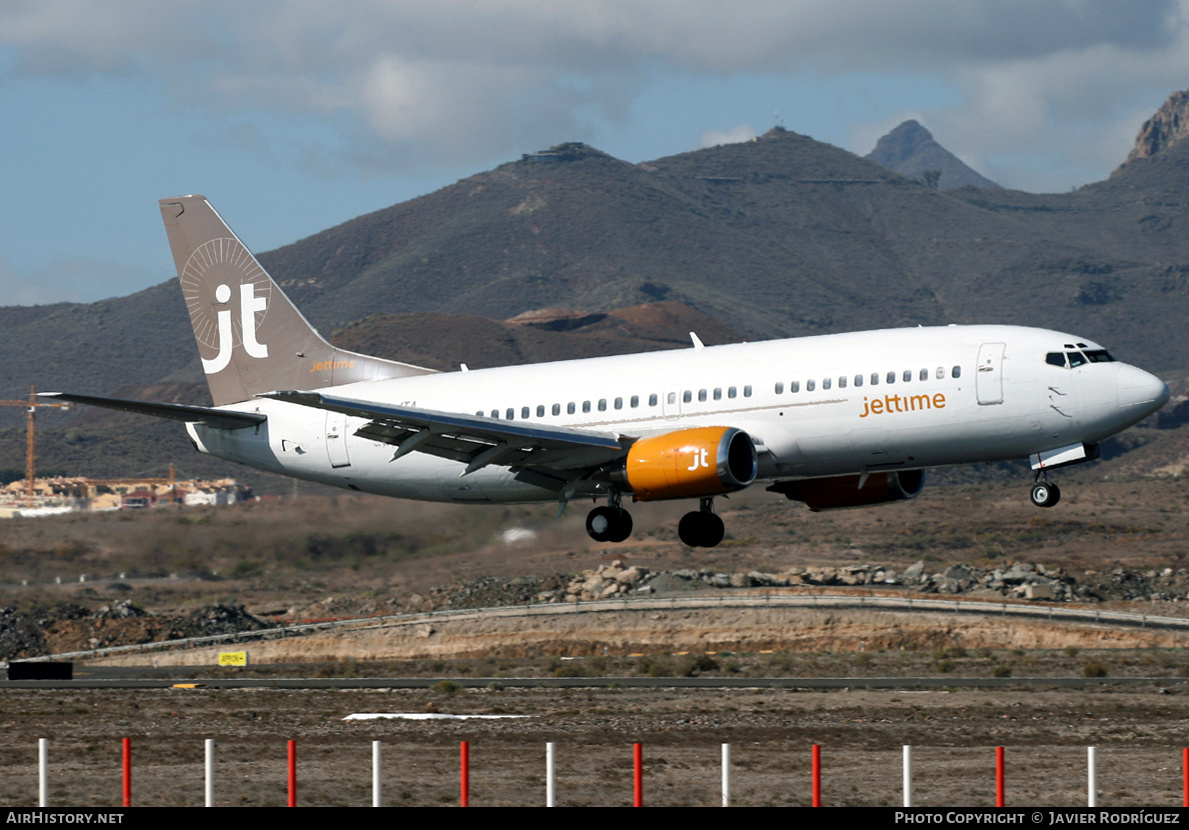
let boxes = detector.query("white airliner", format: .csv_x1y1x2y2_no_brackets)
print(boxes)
44,195,1170,547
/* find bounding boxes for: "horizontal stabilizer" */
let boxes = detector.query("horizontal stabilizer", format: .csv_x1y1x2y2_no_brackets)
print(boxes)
38,392,266,430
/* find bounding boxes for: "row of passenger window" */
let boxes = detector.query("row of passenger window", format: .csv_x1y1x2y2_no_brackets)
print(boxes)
481,394,650,421
477,365,962,422
776,365,962,394
479,385,757,421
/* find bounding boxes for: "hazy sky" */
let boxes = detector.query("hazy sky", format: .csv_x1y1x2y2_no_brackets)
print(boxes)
2,1,1188,305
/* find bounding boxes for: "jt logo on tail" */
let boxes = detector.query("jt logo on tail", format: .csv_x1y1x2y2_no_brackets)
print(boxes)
160,194,434,406
203,282,270,374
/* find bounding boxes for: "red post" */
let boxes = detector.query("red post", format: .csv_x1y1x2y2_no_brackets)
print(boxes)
1182,748,1188,807
460,741,469,807
996,746,1005,807
633,743,643,807
812,744,821,807
121,738,130,807
288,740,296,807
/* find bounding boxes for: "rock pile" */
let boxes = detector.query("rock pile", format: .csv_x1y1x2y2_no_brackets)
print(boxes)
565,562,650,601
0,607,46,661
0,602,267,662
96,599,147,619
178,603,266,637
420,575,572,610
539,560,1189,606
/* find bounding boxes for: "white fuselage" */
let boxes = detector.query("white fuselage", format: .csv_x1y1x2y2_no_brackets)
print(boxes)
186,324,1168,503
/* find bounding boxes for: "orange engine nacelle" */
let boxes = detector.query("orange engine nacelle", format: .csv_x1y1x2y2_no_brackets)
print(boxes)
617,427,757,501
769,470,925,511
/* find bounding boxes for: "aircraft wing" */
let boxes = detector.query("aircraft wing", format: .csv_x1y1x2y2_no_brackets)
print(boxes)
37,392,266,430
261,391,632,485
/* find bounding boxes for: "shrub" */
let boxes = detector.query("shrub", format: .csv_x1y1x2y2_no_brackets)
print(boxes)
430,680,461,696
677,653,719,677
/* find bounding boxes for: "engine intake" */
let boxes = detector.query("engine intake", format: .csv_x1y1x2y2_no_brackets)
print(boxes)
768,470,925,511
617,427,757,501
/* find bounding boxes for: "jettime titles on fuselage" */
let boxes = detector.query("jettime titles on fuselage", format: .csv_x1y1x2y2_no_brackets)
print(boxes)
309,359,358,373
859,393,946,419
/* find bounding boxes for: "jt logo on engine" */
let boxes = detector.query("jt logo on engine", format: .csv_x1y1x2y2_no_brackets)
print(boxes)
686,448,709,471
202,283,269,374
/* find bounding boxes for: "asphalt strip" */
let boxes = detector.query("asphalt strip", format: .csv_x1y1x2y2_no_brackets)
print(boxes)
342,713,532,720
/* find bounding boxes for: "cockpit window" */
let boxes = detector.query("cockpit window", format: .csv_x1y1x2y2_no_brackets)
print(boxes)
1047,349,1114,368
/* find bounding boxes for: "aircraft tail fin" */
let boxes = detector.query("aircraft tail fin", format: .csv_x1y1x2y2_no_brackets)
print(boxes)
159,195,435,406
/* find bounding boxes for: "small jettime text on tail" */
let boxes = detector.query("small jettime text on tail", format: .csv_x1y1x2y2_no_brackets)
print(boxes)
43,195,1171,547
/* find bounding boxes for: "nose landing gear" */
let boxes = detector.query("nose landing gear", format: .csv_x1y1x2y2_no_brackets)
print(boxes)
678,497,725,548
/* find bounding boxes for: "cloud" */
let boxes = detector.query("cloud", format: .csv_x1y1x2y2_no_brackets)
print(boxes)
699,125,758,148
915,31,1189,189
2,1,1188,188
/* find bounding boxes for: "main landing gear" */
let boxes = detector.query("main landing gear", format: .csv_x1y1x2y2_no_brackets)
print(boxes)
583,493,727,547
585,492,633,543
1029,473,1061,508
678,498,724,548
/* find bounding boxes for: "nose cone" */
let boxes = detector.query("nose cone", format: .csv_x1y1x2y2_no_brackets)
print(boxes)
1116,364,1170,415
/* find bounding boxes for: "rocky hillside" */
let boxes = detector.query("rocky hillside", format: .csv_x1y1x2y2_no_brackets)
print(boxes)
1124,87,1189,165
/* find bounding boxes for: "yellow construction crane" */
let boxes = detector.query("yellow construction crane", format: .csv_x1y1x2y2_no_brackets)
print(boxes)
0,387,72,504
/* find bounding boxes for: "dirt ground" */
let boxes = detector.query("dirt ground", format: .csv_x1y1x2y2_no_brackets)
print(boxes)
3,683,1189,807
5,476,1189,623
5,477,1189,806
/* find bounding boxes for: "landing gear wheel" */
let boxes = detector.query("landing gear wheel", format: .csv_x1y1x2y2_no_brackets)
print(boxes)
606,508,632,542
678,511,725,548
586,506,633,543
1029,482,1061,508
701,512,725,547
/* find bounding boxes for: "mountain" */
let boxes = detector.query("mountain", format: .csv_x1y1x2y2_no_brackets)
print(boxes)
865,120,999,189
217,127,1189,374
9,99,1189,478
14,126,1189,392
331,302,740,371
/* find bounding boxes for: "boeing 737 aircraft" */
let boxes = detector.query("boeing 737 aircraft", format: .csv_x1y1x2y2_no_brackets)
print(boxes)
44,195,1171,547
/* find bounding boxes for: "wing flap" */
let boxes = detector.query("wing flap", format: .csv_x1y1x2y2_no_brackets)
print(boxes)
262,390,630,474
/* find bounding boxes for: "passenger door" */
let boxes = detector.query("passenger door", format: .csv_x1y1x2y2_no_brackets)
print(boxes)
976,342,1005,405
325,411,352,468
